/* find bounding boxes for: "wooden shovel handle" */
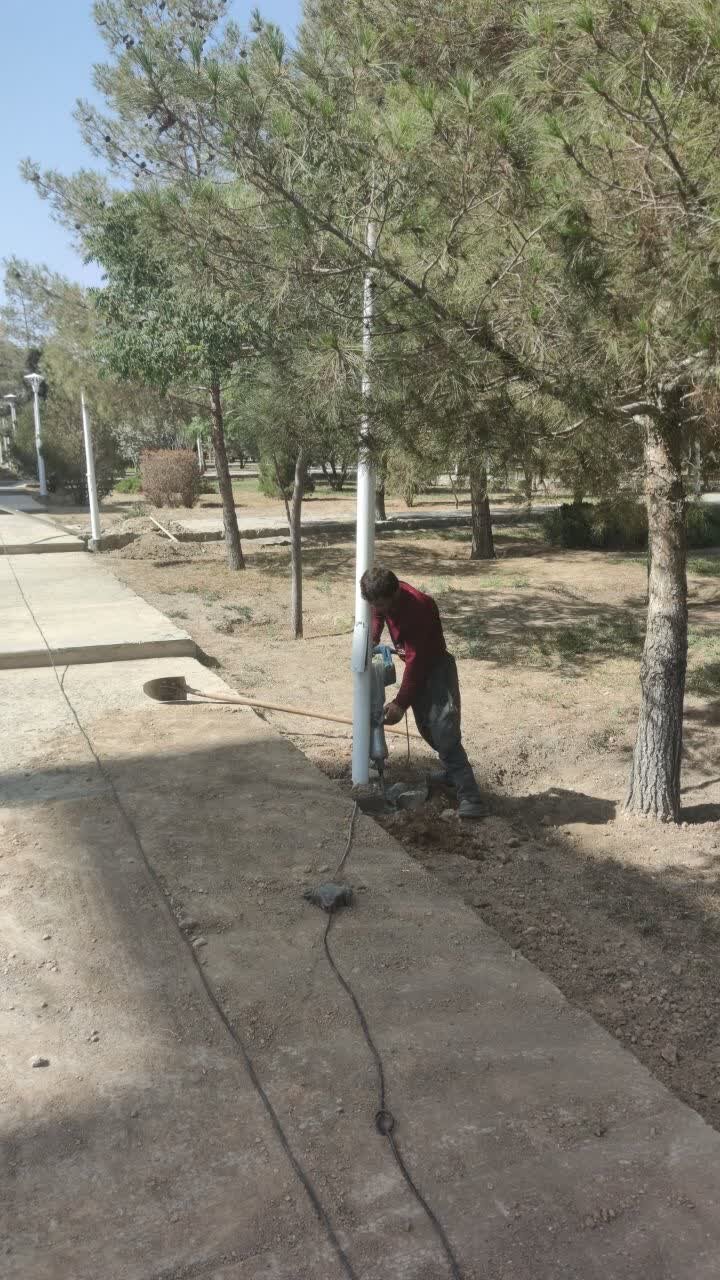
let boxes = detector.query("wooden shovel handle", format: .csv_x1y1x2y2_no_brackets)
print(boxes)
185,686,421,737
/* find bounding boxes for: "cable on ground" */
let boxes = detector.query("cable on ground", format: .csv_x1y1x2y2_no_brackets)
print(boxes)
5,553,360,1280
324,804,464,1280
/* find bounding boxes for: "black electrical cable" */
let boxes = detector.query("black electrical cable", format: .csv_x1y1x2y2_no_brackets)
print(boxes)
326,805,465,1280
6,553,360,1280
11,550,464,1279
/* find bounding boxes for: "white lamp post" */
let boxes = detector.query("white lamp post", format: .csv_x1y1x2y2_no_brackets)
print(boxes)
23,373,48,499
351,221,378,786
80,390,102,544
3,394,17,434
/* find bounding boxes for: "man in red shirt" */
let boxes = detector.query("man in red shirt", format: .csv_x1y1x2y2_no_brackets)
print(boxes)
361,565,484,818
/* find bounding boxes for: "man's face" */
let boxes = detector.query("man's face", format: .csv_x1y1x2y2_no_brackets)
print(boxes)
373,591,398,614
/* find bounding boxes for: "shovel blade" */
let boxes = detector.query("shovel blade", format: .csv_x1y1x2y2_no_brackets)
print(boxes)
143,675,190,703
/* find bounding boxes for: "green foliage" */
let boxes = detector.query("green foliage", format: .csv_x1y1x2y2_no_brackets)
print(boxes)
10,400,122,501
257,453,315,499
686,504,720,549
543,500,648,550
385,446,440,508
114,470,142,493
545,500,720,551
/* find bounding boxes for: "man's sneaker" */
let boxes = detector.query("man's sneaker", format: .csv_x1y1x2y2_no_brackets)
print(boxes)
429,770,455,787
458,798,486,820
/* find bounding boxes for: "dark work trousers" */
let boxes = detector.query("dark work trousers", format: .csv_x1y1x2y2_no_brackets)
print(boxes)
411,654,481,803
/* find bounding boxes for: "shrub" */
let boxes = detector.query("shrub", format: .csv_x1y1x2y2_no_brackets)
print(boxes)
10,398,122,501
139,449,201,507
257,453,315,499
543,499,647,549
686,503,720,548
543,498,720,551
590,498,648,549
115,471,142,494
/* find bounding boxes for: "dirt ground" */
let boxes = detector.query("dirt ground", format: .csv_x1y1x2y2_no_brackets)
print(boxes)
42,474,533,539
102,518,720,1136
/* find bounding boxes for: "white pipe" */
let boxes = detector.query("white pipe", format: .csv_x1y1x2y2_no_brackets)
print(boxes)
351,220,378,786
196,434,204,473
81,390,101,543
27,377,48,499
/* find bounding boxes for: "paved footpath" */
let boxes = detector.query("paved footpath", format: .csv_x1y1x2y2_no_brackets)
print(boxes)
2,509,720,1280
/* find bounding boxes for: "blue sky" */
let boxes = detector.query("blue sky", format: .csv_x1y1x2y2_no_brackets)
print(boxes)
0,1,301,292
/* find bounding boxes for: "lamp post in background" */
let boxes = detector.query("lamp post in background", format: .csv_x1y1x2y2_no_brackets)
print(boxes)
2,394,17,467
23,373,48,499
3,393,17,434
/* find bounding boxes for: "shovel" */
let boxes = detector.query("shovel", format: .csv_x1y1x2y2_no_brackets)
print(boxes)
142,675,420,737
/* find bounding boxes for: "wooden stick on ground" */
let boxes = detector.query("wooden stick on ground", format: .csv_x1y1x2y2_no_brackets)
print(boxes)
149,515,180,543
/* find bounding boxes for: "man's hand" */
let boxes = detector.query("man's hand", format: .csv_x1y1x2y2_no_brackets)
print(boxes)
383,700,405,726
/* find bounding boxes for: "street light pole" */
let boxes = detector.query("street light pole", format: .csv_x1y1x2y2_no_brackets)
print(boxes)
81,390,102,544
351,221,378,786
3,394,17,433
23,374,48,499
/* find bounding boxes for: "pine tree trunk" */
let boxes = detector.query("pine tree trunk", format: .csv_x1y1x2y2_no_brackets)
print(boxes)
522,456,533,507
469,462,495,560
289,448,307,639
209,383,244,571
625,413,687,822
375,483,387,521
375,452,388,521
693,439,703,498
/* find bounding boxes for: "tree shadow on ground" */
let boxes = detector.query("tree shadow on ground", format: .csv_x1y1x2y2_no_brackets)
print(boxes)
495,786,617,826
440,587,646,672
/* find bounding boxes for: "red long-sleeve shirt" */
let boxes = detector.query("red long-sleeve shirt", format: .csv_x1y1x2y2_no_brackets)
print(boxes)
371,580,447,710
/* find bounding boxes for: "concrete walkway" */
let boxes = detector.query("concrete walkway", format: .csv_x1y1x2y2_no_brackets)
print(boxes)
2,510,720,1279
0,490,83,553
0,549,196,670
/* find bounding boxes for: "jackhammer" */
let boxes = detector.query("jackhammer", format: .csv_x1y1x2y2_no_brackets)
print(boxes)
369,646,397,783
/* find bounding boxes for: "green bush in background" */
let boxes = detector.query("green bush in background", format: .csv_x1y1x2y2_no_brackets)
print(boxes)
10,397,123,501
543,500,720,552
257,453,315,499
115,470,142,493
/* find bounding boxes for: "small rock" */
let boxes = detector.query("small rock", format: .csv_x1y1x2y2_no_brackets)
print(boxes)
318,865,330,873
661,1043,678,1066
42,933,52,942
441,809,456,821
130,1109,140,1119
192,936,208,949
31,1056,49,1068
472,898,490,909
40,1001,48,1009
498,852,511,865
179,918,198,932
506,837,520,848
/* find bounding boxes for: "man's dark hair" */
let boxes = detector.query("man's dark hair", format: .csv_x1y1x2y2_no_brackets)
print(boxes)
360,566,400,603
